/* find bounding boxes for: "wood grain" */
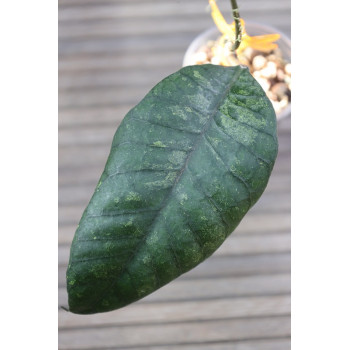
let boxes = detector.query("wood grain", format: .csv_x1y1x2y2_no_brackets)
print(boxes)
59,316,290,349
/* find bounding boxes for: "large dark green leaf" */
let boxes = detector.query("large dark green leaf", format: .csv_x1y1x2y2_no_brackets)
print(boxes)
66,64,278,314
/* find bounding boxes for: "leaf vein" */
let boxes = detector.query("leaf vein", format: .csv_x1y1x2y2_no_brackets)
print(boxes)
86,208,160,219
180,71,218,95
203,133,253,207
163,219,183,275
220,104,276,140
130,116,201,135
212,116,272,167
111,141,193,153
187,166,231,231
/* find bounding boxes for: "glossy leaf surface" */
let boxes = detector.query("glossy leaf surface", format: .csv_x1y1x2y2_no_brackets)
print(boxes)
66,64,278,314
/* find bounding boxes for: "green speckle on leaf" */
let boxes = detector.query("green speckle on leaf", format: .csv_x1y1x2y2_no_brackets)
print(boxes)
193,70,202,79
152,141,166,148
125,192,142,201
169,150,187,165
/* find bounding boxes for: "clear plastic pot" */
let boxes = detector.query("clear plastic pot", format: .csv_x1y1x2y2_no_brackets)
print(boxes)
183,22,291,120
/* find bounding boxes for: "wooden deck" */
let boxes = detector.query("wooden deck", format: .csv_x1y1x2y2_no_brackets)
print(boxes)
58,0,291,349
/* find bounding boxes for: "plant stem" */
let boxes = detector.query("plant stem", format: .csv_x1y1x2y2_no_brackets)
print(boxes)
230,0,242,51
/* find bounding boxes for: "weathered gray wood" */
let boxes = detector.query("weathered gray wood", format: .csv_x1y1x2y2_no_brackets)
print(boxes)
58,192,290,232
59,271,290,307
59,51,183,73
217,233,290,256
58,251,290,288
59,294,290,329
58,220,291,246
58,211,290,244
59,85,152,108
77,338,291,350
58,172,290,205
58,157,289,191
58,105,131,128
58,13,290,41
58,315,290,349
58,120,290,147
58,1,290,22
237,212,290,234
58,148,289,189
58,17,213,40
58,230,290,266
59,171,289,199
59,66,174,90
58,145,289,176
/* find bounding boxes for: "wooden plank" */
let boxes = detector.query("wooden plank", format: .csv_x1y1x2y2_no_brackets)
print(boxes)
58,250,290,286
277,115,291,134
58,118,290,146
58,191,290,228
216,233,290,256
58,147,289,180
58,231,290,267
249,192,290,213
58,105,132,128
58,0,290,10
59,51,182,75
58,159,291,187
78,338,291,350
58,211,290,245
236,212,290,234
58,0,177,5
58,174,290,206
58,33,198,57
59,51,182,74
59,146,109,169
58,166,104,188
58,315,290,349
58,17,290,57
58,172,290,207
59,85,151,109
58,106,291,130
59,258,290,304
59,176,290,208
58,1,290,22
58,13,290,41
59,66,175,90
59,294,290,329
58,270,291,307
58,157,289,190
58,170,290,205
58,196,291,233
58,17,212,40
58,155,289,189
58,126,115,147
